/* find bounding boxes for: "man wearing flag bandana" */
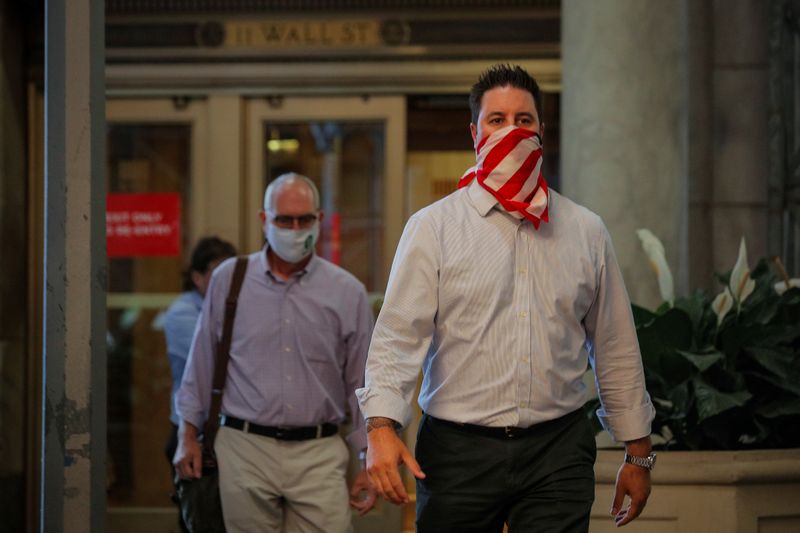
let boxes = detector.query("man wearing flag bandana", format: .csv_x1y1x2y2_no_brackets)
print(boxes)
357,64,655,531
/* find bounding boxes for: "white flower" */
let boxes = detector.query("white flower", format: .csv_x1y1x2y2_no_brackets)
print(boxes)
711,289,733,326
636,229,675,306
729,237,755,307
774,279,800,295
712,237,756,326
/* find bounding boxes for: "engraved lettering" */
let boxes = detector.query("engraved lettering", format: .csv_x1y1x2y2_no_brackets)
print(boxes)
341,23,355,44
355,22,370,43
285,26,301,43
302,23,316,44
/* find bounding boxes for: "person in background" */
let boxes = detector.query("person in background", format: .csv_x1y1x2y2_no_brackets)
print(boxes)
164,236,236,532
175,173,377,532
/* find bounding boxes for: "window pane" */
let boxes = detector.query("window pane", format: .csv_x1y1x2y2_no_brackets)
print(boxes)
106,124,190,507
263,122,385,291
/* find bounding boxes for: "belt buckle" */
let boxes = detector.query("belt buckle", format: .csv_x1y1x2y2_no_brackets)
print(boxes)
316,425,322,439
275,428,285,439
504,426,516,438
243,420,250,433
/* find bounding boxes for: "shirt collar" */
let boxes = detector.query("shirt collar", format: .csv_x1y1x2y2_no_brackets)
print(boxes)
260,245,319,280
466,178,497,217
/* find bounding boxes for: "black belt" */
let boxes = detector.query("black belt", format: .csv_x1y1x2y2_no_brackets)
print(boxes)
220,415,337,441
427,408,583,439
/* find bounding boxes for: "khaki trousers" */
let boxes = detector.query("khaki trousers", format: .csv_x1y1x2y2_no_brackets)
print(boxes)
215,425,352,533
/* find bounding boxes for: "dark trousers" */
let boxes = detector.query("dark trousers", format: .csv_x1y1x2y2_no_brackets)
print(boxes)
415,409,596,533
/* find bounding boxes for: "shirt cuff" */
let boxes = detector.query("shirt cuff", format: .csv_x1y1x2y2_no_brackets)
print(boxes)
356,386,413,429
345,427,368,453
596,400,655,442
176,408,205,432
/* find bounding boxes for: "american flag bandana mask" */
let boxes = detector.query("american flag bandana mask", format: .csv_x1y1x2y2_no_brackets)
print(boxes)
458,125,550,229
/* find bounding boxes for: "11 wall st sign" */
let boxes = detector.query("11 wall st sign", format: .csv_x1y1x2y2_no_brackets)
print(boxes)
224,20,381,48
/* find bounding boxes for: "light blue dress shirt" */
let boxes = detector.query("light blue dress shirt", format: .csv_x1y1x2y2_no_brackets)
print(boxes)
164,289,203,425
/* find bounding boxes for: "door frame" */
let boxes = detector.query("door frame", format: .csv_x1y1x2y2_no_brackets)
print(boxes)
245,95,406,285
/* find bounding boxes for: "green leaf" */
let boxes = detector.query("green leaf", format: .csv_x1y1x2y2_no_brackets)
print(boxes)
655,301,672,315
631,304,657,327
677,350,724,372
744,347,800,386
692,377,752,421
666,381,690,417
757,323,800,346
755,399,800,418
745,370,800,397
637,308,697,386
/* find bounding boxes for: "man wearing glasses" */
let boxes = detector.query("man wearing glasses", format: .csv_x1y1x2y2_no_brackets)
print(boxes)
175,173,376,532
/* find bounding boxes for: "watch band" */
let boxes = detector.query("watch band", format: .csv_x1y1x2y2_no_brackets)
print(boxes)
624,452,657,471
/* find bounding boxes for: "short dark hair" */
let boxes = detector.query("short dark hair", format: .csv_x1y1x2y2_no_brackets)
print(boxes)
469,64,542,124
183,236,236,291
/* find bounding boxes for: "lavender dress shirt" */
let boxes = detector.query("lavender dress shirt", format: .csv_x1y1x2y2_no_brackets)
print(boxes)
177,248,373,452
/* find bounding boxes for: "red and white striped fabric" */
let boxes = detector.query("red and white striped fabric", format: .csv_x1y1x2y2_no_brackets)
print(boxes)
458,125,549,229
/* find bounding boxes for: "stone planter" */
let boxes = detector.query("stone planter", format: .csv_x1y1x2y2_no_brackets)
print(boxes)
590,449,800,532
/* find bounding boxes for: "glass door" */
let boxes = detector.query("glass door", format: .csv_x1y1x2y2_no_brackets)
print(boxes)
105,97,242,531
245,96,406,293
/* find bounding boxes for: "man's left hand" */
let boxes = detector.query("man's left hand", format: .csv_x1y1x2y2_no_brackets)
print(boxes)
349,469,378,516
611,463,651,527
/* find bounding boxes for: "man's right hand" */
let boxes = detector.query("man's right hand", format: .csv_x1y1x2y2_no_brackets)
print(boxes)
173,421,203,480
365,417,426,505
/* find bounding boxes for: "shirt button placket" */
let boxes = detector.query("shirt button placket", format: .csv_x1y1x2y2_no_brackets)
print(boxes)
515,225,532,417
520,225,534,419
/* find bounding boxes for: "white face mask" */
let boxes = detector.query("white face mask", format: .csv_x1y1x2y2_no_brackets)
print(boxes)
266,221,319,263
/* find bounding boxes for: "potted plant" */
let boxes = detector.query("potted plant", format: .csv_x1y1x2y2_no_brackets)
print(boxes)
587,232,800,532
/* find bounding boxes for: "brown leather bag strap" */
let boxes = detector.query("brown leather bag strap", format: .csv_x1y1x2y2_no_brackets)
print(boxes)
202,256,248,454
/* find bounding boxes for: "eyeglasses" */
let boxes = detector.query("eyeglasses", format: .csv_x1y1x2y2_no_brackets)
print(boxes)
269,213,318,229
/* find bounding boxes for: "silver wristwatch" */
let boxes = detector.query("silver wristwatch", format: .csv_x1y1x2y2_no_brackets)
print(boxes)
624,452,657,471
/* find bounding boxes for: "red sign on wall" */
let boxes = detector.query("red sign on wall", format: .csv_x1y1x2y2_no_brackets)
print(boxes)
107,193,181,257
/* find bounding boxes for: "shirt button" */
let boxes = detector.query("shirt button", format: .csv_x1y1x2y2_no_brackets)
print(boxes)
521,357,529,363
284,346,292,352
284,318,291,324
287,404,294,411
286,375,292,382
519,267,528,274
520,311,528,318
519,402,525,408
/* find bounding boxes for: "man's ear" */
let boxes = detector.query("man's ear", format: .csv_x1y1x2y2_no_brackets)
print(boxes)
540,122,546,141
469,123,477,147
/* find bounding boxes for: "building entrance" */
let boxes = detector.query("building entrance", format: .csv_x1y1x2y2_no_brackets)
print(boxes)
105,94,405,532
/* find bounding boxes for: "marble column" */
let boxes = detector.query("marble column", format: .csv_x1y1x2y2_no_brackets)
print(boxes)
708,0,769,274
561,0,690,309
42,1,106,532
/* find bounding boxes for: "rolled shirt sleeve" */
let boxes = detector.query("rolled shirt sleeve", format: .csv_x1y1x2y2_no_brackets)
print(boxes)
343,286,374,452
357,215,439,429
584,225,655,442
